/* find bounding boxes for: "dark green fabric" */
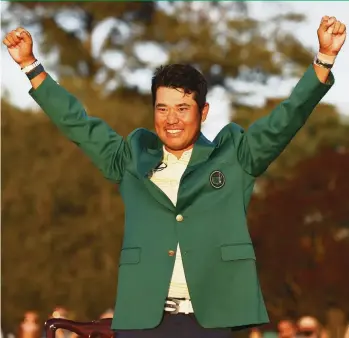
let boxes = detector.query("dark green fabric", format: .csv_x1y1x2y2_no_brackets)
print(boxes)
30,65,333,329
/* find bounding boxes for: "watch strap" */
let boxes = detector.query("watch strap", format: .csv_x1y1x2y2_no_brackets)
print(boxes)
313,55,333,69
26,63,45,80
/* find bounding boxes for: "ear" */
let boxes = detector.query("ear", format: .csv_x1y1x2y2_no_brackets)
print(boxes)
201,103,209,123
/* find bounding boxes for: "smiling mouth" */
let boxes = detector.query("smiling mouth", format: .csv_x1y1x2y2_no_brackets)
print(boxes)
166,129,183,135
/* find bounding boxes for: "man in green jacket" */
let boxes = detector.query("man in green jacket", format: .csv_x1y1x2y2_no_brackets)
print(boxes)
3,15,346,338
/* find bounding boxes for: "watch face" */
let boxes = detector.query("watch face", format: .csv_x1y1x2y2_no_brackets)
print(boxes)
22,61,39,72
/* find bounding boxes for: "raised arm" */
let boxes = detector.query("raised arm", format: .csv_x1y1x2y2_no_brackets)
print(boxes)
235,16,346,177
3,27,130,183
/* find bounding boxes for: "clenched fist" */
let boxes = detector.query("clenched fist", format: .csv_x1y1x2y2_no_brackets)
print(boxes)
2,27,36,68
318,16,346,56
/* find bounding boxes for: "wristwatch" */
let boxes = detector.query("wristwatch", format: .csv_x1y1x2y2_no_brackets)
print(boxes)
26,63,45,80
20,59,45,80
313,55,333,69
21,60,40,73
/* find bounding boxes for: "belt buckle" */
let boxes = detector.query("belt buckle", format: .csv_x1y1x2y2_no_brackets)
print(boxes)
165,298,180,315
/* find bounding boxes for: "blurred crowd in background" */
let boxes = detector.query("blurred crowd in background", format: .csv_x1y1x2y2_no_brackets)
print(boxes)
2,306,349,338
1,307,114,338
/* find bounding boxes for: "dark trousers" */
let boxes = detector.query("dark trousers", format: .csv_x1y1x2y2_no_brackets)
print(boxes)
115,312,232,338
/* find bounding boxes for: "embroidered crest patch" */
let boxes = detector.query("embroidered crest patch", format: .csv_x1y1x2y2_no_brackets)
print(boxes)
209,170,225,189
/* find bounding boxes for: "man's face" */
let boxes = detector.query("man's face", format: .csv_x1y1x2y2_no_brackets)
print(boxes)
154,87,208,157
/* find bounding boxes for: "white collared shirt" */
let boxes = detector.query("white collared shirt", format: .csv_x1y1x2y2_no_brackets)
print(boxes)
150,147,192,300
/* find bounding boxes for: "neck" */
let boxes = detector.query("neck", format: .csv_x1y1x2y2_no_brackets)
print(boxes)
165,144,194,159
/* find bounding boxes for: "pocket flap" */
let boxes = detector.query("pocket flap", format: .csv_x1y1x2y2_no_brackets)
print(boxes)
119,247,141,265
221,243,256,261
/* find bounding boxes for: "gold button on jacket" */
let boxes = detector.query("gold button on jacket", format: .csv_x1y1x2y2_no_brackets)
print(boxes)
176,214,184,222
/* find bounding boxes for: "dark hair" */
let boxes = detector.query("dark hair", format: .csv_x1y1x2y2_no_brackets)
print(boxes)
151,64,208,112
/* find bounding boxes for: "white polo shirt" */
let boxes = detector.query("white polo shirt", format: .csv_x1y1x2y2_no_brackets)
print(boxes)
150,147,192,301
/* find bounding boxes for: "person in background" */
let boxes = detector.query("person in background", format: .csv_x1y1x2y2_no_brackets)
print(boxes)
49,307,73,338
99,309,114,320
278,319,298,338
250,328,263,338
297,316,322,338
344,325,349,338
322,306,348,338
17,311,41,338
51,307,69,320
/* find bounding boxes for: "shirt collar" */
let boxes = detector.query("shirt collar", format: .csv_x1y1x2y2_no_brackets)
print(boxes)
163,146,193,164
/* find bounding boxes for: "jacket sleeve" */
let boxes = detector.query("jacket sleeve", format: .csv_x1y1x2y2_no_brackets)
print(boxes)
233,65,334,177
29,74,131,183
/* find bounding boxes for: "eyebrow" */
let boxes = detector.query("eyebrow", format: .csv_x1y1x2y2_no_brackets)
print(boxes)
155,103,191,108
155,103,167,108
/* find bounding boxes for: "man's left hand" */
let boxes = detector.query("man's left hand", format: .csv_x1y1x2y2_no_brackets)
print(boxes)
317,16,346,56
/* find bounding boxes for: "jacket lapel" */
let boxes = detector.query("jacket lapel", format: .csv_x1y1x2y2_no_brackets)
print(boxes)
136,131,162,178
136,132,175,212
184,133,216,177
175,133,216,211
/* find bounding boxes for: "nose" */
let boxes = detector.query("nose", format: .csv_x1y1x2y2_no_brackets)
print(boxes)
166,109,179,124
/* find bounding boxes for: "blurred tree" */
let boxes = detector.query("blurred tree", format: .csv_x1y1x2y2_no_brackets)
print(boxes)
248,147,349,323
3,1,312,88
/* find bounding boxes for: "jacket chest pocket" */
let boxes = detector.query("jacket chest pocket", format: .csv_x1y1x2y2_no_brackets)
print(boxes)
221,243,256,261
119,247,141,265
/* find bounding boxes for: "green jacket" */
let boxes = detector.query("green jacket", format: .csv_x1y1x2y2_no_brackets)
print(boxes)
30,65,333,330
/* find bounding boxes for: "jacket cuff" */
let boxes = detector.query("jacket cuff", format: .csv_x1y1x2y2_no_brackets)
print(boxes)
29,74,59,104
307,64,335,87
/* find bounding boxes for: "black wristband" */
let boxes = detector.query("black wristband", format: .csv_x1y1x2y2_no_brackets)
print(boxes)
313,56,333,69
26,63,45,80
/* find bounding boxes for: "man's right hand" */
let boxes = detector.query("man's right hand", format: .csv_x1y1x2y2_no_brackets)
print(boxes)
2,27,36,68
